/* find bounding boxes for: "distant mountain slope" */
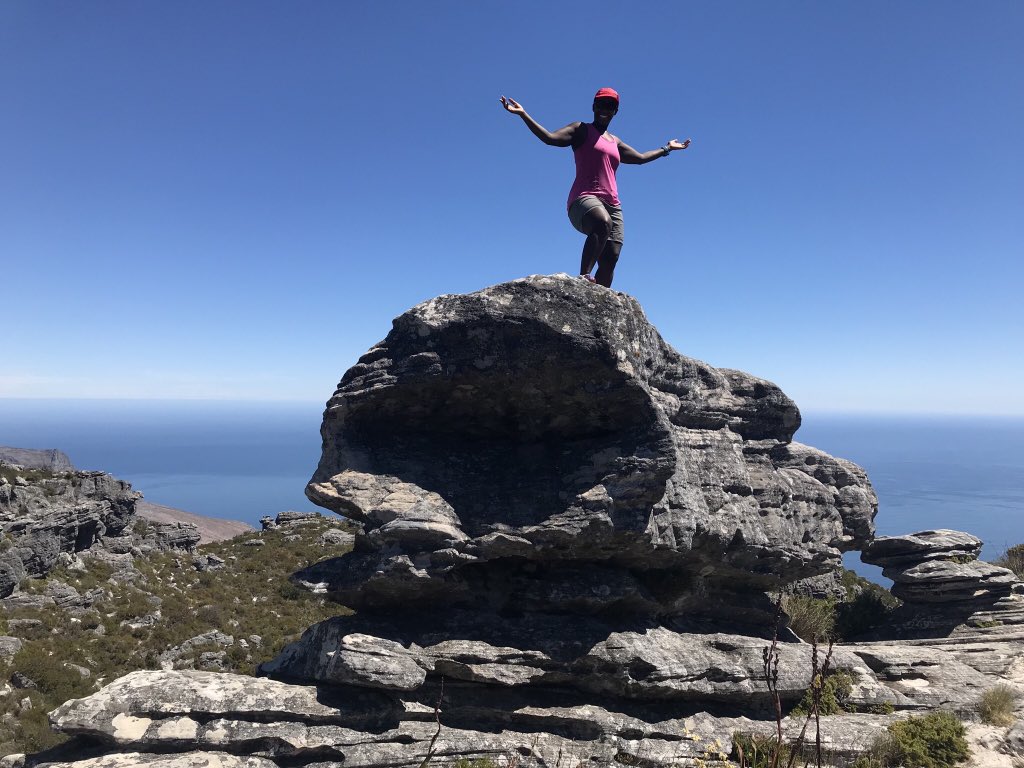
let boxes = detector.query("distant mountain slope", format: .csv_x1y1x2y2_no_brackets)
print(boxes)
0,446,73,471
136,500,253,544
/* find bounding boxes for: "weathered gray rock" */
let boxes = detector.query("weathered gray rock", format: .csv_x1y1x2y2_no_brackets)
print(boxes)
319,527,355,548
44,669,929,768
39,278,1023,768
36,754,278,768
1,593,55,612
141,522,201,553
0,635,23,663
0,448,73,471
157,632,235,669
0,470,140,596
859,529,1024,639
887,559,1017,603
49,670,400,737
63,663,91,679
10,671,36,689
192,554,225,572
0,551,26,601
44,580,82,610
1005,718,1024,756
263,610,899,711
787,571,847,601
849,643,1000,714
301,275,877,625
862,529,983,568
274,510,321,526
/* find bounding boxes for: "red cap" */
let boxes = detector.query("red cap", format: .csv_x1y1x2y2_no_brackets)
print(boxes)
594,87,619,104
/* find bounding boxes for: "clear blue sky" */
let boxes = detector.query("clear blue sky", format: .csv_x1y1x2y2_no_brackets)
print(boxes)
3,1,1022,414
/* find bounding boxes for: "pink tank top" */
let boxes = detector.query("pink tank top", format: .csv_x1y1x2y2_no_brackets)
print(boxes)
567,123,621,209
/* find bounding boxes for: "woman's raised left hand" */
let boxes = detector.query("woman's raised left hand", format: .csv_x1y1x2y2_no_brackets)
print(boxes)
667,139,691,151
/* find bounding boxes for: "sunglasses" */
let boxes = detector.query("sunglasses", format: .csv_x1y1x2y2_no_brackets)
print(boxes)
593,99,619,111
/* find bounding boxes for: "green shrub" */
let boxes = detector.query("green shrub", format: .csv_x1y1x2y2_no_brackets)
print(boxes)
782,595,836,642
10,644,93,703
196,603,223,626
977,684,1018,727
452,758,499,768
887,711,969,768
791,671,853,716
112,587,157,623
834,570,900,640
0,692,66,754
995,544,1024,579
849,732,902,768
851,713,969,768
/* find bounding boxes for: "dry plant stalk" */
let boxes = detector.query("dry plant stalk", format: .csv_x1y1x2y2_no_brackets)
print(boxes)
747,598,834,768
418,675,446,768
761,598,785,768
783,639,834,768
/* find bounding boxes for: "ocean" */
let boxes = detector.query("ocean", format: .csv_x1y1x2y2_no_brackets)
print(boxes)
1,399,1022,580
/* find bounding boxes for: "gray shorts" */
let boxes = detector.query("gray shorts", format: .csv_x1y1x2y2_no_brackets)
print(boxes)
568,195,624,243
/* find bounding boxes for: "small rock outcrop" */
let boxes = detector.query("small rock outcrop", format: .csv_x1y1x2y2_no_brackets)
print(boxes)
0,465,199,598
862,529,1024,637
0,447,73,472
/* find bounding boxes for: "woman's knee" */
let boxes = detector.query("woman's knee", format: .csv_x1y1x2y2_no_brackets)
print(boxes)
583,209,612,239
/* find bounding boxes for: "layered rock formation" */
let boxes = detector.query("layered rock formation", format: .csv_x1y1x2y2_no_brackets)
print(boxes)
26,276,1024,766
298,275,876,630
0,466,198,598
861,530,1024,638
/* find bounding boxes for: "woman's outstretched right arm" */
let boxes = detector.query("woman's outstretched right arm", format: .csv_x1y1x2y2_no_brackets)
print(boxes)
500,96,580,147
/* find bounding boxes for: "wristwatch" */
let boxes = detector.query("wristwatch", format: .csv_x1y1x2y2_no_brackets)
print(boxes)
661,145,671,156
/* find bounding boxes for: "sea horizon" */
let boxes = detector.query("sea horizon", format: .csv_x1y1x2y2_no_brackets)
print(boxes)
2,398,1022,582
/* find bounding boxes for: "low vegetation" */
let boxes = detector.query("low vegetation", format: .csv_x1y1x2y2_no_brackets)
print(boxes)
783,570,901,644
851,711,969,768
0,517,353,755
790,670,853,716
781,594,835,643
995,543,1024,580
977,683,1018,727
0,466,56,485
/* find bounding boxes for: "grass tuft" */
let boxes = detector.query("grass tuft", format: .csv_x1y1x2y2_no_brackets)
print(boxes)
977,684,1018,727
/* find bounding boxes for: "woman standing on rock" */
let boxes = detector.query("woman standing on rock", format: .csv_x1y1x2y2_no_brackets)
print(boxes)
500,88,690,288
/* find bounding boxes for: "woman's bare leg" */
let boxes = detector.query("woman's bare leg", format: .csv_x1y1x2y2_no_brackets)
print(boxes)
595,241,621,287
579,207,612,278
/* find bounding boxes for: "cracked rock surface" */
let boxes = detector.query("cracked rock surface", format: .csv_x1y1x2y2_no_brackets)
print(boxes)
301,274,877,626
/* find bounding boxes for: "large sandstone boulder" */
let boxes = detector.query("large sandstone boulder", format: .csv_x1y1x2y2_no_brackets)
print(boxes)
301,274,877,627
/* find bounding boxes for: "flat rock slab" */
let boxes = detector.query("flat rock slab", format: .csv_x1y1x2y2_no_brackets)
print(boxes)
849,643,1000,712
264,616,899,710
887,560,1018,603
50,670,399,740
862,529,982,568
36,754,277,768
